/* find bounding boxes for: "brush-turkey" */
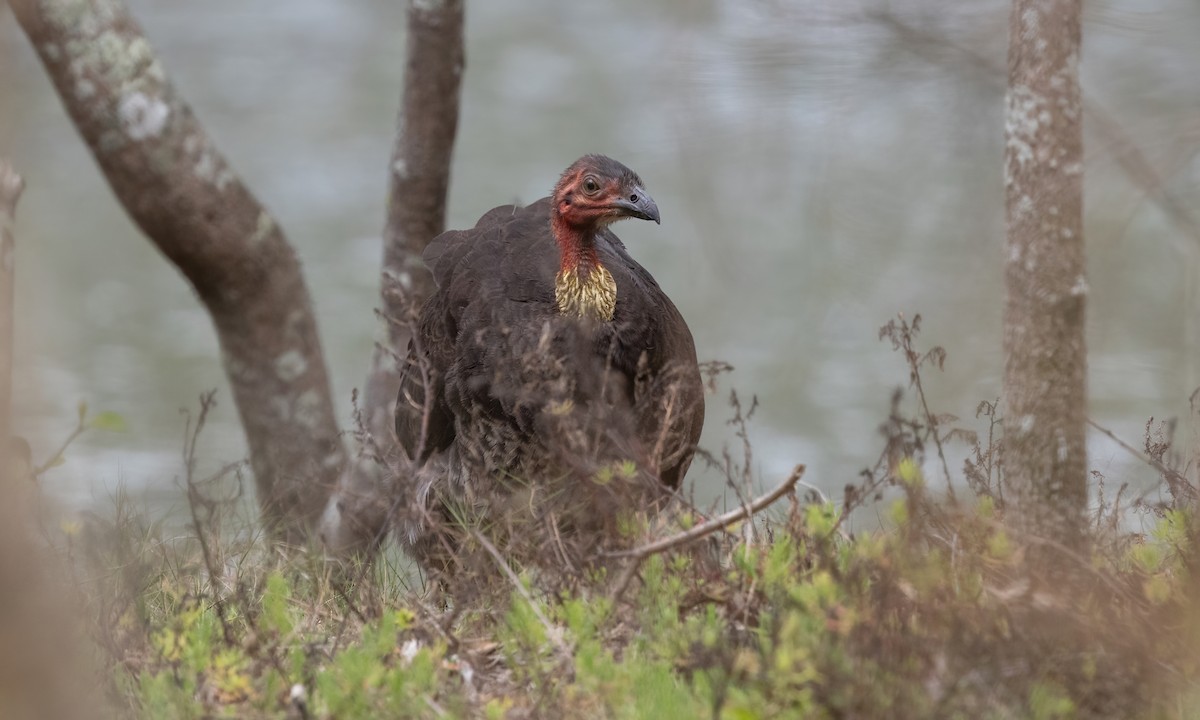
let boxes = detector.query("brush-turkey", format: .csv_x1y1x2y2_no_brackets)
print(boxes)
394,155,705,577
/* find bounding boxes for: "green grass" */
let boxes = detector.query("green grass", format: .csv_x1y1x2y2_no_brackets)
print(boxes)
51,474,1200,719
34,317,1200,718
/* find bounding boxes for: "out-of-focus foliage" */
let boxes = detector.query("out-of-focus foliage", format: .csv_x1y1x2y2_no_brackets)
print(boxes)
50,324,1200,718
64,472,1200,719
16,316,1190,715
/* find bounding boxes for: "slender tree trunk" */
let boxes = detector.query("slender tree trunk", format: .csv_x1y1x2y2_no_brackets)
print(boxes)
322,0,464,557
0,160,21,450
0,159,95,719
1002,0,1088,549
11,0,345,543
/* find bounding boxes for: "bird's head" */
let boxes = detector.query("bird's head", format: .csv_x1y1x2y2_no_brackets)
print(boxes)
551,155,660,234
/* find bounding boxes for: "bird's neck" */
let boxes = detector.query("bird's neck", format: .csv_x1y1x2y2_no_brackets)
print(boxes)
551,212,617,322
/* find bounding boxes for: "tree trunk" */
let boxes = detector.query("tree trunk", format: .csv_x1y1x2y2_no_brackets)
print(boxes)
0,160,21,449
0,159,96,719
322,0,464,557
11,0,345,544
1002,0,1088,549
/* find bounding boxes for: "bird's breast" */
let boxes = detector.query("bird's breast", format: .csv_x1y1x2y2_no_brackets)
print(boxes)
554,264,617,322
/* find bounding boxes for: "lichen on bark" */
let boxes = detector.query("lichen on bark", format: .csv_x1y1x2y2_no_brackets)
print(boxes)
12,0,346,543
1002,0,1088,551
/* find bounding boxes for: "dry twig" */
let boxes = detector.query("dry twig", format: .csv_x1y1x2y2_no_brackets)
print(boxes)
181,391,236,646
607,464,806,599
1087,417,1195,503
473,530,572,658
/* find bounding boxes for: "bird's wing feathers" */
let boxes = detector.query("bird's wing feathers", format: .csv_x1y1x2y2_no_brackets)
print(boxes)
398,201,553,460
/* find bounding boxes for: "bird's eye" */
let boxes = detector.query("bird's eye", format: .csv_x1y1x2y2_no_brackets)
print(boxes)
583,177,599,194
629,193,638,203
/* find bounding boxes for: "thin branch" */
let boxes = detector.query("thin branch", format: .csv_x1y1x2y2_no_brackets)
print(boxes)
328,326,441,657
473,530,572,658
876,12,1200,250
1087,417,1195,502
181,391,236,647
611,464,805,559
32,416,86,479
1087,418,1174,480
913,351,956,498
328,312,436,655
607,465,805,599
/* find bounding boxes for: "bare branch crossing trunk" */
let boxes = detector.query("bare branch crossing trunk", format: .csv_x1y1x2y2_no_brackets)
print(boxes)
1002,0,1088,549
323,0,465,557
11,0,345,543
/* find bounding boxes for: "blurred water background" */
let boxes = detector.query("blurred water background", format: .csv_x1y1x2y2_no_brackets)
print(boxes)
0,0,1197,522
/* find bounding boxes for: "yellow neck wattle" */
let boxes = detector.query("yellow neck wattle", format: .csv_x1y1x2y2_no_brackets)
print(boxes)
555,264,617,322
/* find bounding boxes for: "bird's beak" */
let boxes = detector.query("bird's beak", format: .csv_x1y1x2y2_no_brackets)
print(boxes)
615,187,661,225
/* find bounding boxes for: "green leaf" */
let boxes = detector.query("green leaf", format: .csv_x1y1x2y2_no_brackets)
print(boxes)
988,530,1014,561
896,456,923,488
88,411,129,433
1029,680,1075,720
1128,543,1162,573
261,571,294,637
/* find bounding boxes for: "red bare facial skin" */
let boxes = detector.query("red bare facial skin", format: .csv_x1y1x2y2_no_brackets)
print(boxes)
549,156,661,274
551,174,619,274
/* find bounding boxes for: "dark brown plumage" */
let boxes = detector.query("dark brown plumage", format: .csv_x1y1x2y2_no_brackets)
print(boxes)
394,156,704,577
